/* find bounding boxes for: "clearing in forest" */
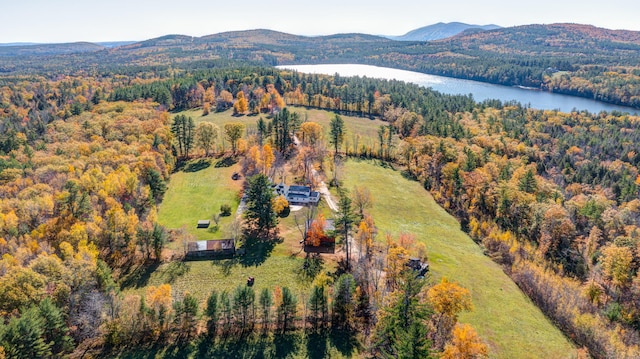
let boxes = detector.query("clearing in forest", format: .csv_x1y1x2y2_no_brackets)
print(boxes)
342,159,576,359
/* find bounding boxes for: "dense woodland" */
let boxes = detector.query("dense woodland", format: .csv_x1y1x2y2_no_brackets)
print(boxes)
0,53,640,358
2,23,640,108
0,65,489,358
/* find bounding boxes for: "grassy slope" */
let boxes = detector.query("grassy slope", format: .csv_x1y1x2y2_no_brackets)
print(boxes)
342,159,577,359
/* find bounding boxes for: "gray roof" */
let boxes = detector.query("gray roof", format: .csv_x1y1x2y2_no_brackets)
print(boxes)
289,185,311,194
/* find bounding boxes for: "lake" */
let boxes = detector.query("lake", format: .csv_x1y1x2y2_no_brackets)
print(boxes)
277,64,638,115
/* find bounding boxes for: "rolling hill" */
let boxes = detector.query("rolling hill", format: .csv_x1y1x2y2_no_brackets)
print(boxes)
387,22,501,41
2,23,639,108
0,41,104,57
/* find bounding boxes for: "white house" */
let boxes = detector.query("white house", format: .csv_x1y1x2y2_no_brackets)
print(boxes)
274,183,320,204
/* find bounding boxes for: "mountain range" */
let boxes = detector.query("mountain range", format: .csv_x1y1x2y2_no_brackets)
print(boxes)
1,22,639,108
0,22,500,56
386,22,501,41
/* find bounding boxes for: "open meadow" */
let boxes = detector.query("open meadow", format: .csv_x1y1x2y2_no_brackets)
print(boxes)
341,159,577,359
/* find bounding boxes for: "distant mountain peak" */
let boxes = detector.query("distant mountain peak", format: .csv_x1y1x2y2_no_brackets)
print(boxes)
387,22,501,41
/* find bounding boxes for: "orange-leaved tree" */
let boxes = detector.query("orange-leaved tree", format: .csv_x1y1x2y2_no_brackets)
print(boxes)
441,323,489,359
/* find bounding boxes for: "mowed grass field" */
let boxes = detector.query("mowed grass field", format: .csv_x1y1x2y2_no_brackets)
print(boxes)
341,159,576,359
157,158,242,242
176,107,388,151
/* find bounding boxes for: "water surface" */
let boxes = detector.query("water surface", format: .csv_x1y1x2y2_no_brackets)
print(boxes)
278,64,638,114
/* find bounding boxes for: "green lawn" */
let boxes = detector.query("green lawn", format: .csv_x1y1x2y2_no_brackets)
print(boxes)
341,159,577,359
157,158,242,242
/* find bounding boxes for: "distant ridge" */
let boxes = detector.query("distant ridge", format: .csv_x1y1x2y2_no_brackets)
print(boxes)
388,22,501,41
97,41,136,48
0,42,40,47
0,42,104,57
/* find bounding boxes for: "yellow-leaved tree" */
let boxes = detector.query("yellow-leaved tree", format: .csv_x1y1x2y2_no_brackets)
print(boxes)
600,244,633,289
427,277,473,350
272,195,289,217
233,90,248,114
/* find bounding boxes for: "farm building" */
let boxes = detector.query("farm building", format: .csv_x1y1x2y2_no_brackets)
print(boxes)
186,239,235,258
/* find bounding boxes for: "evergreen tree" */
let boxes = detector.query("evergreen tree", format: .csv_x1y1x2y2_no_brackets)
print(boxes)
271,107,300,153
145,168,167,202
332,274,356,330
256,117,267,146
171,114,196,158
243,173,278,237
220,291,232,335
0,307,52,359
173,292,199,341
277,287,297,333
205,290,219,336
372,272,432,359
232,285,256,333
259,288,273,331
335,189,356,270
519,168,537,193
38,298,74,355
329,114,345,155
308,284,328,329
151,223,167,261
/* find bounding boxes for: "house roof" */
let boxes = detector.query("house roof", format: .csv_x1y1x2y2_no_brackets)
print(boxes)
188,239,235,252
289,185,311,193
288,193,309,198
306,218,336,232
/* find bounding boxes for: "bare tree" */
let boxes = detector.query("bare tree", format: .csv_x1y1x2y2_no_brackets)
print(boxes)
352,186,374,219
227,216,243,243
294,205,317,246
211,213,221,230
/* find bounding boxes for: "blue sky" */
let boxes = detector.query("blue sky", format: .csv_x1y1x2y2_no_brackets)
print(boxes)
2,0,639,43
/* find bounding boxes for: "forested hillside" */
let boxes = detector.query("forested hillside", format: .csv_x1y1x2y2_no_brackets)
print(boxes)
2,24,640,109
1,56,640,357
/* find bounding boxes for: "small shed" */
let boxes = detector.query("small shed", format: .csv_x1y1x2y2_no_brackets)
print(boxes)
407,258,429,277
197,220,211,229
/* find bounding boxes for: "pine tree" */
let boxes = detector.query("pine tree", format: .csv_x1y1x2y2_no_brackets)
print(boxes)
519,168,537,193
308,284,328,329
243,174,278,237
205,290,219,336
372,273,432,359
232,285,255,333
332,274,356,330
38,298,74,355
277,287,297,333
336,189,356,269
329,114,345,155
259,288,272,331
1,307,52,359
171,114,196,158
